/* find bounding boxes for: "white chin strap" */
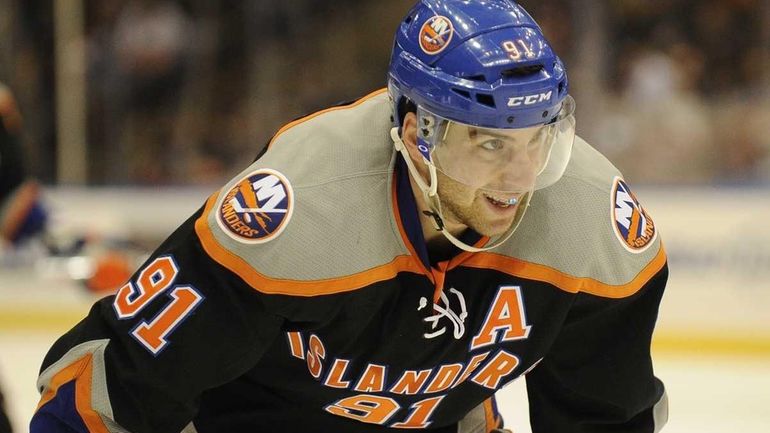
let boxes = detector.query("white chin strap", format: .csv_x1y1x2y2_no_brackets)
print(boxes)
390,127,531,253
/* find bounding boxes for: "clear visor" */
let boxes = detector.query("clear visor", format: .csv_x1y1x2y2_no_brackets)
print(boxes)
419,95,576,194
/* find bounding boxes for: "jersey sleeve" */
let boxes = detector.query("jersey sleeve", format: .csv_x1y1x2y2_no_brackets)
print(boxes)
30,207,287,433
525,263,669,433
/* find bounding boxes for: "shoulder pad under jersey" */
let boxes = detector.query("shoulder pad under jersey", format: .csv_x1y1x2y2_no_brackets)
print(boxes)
194,90,424,296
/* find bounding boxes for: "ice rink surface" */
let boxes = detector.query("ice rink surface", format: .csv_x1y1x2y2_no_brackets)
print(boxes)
1,277,769,433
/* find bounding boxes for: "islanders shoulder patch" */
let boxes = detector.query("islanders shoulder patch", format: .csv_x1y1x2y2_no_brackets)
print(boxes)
216,168,294,244
611,177,656,253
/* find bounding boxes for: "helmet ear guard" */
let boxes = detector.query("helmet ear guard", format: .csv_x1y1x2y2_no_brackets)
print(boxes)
390,126,438,197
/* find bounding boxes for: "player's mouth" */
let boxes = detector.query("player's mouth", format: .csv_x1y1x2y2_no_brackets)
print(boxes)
483,193,518,209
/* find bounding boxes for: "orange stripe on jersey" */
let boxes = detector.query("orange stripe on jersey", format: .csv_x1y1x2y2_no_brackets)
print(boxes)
195,193,425,296
37,356,88,410
461,244,667,299
36,354,110,433
266,88,388,150
483,398,501,432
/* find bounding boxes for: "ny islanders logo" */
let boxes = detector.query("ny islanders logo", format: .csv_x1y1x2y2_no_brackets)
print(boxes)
217,169,293,244
611,177,656,253
419,15,454,55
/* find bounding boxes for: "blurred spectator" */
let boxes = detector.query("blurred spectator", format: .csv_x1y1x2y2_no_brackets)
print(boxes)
596,42,718,184
113,0,190,101
112,0,192,183
713,92,770,183
93,0,193,183
7,0,57,182
0,83,47,247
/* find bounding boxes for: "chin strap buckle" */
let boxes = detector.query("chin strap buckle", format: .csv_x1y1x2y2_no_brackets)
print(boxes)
422,210,444,231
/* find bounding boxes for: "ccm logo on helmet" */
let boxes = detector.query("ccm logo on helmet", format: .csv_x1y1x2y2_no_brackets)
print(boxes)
507,91,553,107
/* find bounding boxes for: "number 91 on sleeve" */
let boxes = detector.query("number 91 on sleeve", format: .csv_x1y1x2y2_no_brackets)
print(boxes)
112,255,204,356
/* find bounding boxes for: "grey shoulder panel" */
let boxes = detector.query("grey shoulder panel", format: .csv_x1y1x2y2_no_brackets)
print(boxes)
495,136,664,296
196,91,416,291
37,339,130,433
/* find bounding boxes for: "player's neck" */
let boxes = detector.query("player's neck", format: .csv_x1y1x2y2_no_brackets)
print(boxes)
408,175,467,261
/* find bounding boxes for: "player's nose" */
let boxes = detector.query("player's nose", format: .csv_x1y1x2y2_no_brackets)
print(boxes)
496,149,538,187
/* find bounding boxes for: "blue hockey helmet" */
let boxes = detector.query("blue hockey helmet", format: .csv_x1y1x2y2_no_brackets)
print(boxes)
387,1,577,252
388,0,576,194
389,0,570,129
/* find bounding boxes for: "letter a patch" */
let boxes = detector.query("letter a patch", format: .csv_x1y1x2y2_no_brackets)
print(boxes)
471,286,531,351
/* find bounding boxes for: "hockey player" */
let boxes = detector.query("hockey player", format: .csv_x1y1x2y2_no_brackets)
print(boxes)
0,82,46,247
30,1,668,432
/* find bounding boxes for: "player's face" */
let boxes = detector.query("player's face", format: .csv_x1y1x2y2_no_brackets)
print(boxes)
438,172,519,236
433,122,546,194
402,112,539,237
433,125,542,236
434,159,527,237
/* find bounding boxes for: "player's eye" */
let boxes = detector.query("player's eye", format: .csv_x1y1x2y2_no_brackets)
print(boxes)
480,139,504,151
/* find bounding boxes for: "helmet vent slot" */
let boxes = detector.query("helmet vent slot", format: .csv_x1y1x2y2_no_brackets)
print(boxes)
501,65,544,78
465,74,487,82
475,93,496,108
451,88,472,99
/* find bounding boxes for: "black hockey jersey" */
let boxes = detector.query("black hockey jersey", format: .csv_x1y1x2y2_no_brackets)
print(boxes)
31,89,668,433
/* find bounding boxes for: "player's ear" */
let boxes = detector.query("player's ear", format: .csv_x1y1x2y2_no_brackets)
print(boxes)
400,112,429,178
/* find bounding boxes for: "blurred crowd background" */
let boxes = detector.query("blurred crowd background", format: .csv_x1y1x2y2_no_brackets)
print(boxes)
0,0,768,186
